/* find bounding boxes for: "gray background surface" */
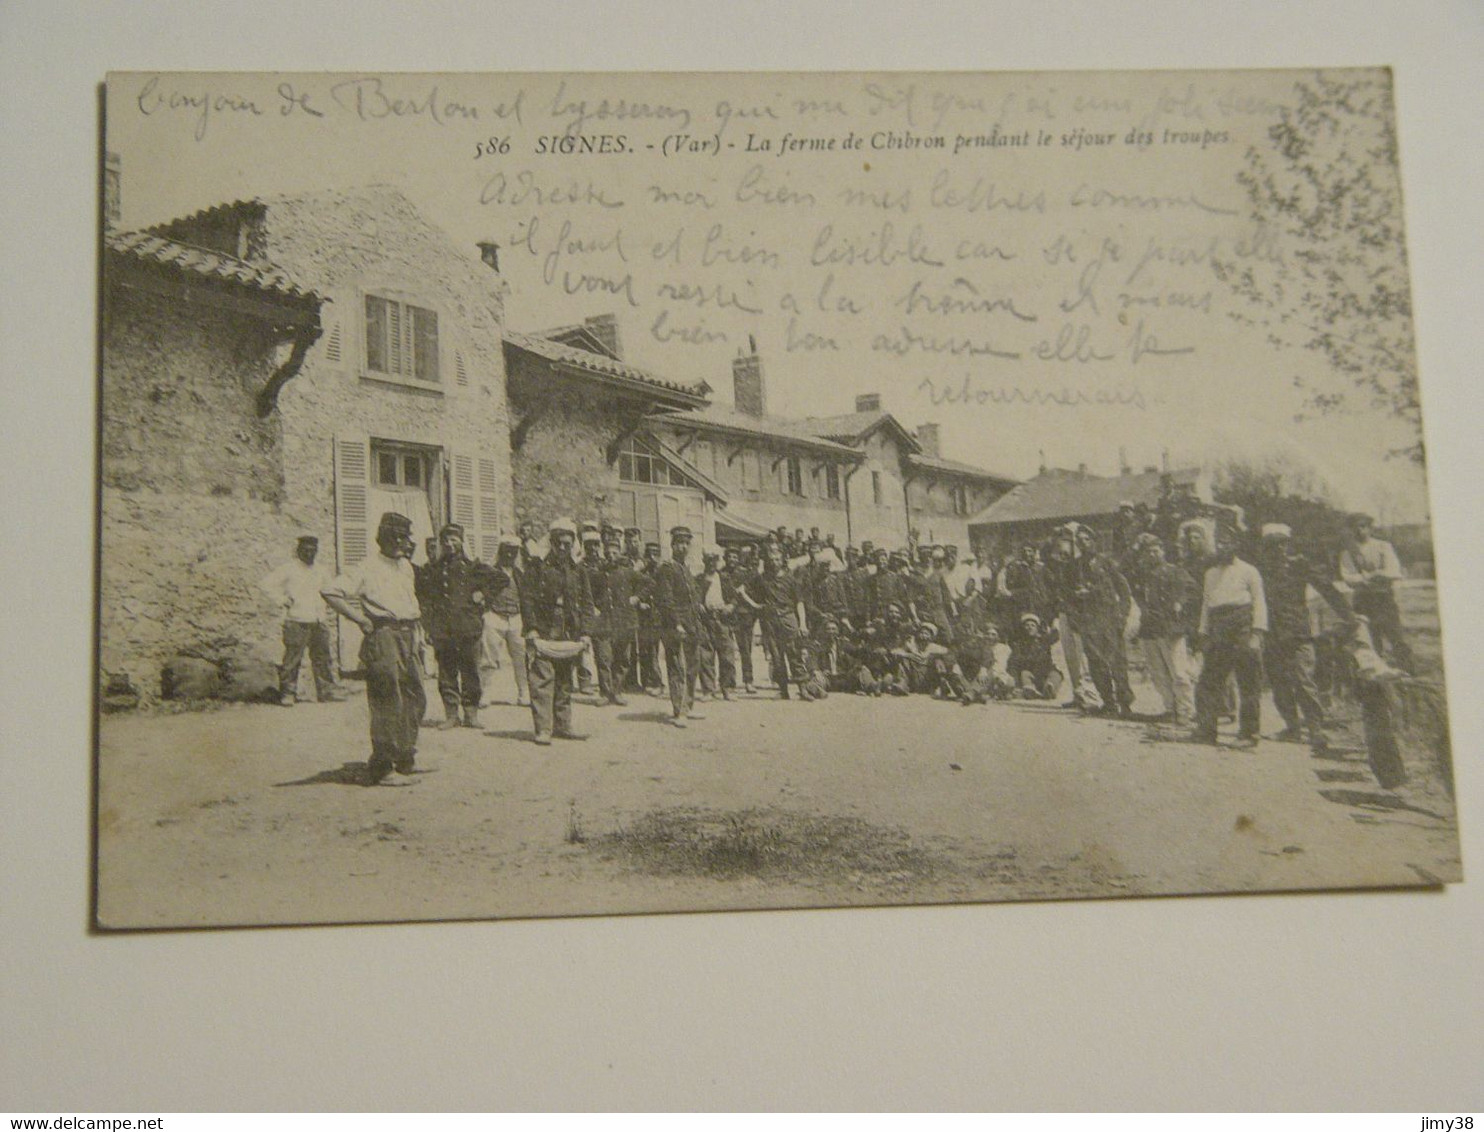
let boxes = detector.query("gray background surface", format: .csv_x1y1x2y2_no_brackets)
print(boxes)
2,0,1481,1111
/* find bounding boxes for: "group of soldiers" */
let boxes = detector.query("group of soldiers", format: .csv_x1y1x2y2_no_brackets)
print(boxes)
262,501,1414,784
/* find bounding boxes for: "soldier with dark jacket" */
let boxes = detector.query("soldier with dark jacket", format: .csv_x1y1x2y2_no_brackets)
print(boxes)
1129,532,1197,727
726,545,759,693
1259,523,1352,751
740,541,809,699
636,540,666,695
580,527,616,704
416,522,503,729
599,526,640,706
519,517,593,745
651,525,706,726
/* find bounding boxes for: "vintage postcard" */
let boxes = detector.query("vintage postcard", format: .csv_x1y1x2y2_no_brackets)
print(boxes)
96,68,1459,929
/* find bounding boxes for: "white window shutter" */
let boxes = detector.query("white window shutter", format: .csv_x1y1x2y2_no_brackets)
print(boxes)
333,434,370,672
451,451,477,537
476,456,501,561
334,435,370,569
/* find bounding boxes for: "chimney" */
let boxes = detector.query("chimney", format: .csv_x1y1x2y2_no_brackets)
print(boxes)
915,422,941,457
584,314,622,359
103,151,122,230
855,393,881,413
733,345,766,417
1038,449,1047,474
476,240,501,273
1077,462,1088,475
1162,448,1171,473
1119,446,1131,475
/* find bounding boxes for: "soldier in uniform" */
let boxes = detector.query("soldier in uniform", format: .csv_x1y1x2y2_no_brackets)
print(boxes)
729,544,760,693
696,546,740,700
480,535,529,708
600,525,639,706
741,540,809,699
416,522,502,729
651,525,707,727
321,512,426,785
519,517,593,745
1260,523,1352,751
636,540,666,695
580,525,613,703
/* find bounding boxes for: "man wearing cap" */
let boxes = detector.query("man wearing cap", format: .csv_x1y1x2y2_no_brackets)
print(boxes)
740,541,809,700
577,525,607,698
652,525,707,725
728,544,760,693
1338,513,1412,672
321,512,427,784
1129,532,1197,727
520,518,593,745
635,539,667,696
696,546,739,700
600,526,640,706
481,535,529,708
1259,523,1352,751
415,523,503,729
259,535,345,706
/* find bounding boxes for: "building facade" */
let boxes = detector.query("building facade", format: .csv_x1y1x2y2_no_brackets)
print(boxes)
101,183,516,693
503,318,718,545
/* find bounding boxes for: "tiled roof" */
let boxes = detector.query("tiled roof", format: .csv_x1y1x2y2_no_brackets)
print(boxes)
803,410,897,442
504,330,708,403
908,451,1021,485
969,467,1203,526
105,229,318,304
666,403,863,457
802,409,921,453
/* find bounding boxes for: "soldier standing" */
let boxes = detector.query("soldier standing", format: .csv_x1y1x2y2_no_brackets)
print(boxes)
696,546,739,700
1259,523,1352,751
321,512,426,785
520,517,593,745
742,541,809,700
729,544,760,693
636,540,666,695
600,525,640,706
652,525,707,727
259,534,344,706
480,535,529,708
416,522,503,730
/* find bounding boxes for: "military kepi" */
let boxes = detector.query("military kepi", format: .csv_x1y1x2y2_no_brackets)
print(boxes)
670,525,693,542
377,512,413,536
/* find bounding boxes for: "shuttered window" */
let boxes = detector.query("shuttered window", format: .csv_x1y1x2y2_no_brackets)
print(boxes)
365,294,440,383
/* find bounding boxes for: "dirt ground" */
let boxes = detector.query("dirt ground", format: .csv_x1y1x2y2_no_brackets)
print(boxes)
96,584,1461,930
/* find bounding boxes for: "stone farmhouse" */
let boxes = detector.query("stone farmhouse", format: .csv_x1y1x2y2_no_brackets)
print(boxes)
99,169,1018,704
101,179,513,698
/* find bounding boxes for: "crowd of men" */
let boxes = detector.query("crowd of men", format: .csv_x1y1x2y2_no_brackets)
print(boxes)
259,503,1415,785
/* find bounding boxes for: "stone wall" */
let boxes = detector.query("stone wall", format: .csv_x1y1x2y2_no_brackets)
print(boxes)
259,187,514,554
507,351,624,529
99,289,297,703
98,186,516,705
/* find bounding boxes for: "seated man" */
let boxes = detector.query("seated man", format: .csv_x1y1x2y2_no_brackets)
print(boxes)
963,623,1016,704
1007,612,1065,701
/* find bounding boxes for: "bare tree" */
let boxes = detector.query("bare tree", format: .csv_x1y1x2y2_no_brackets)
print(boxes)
1215,70,1422,464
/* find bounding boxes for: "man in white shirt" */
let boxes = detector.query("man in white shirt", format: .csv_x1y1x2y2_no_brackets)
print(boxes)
1338,513,1413,672
259,535,343,706
321,512,427,785
1191,533,1267,747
